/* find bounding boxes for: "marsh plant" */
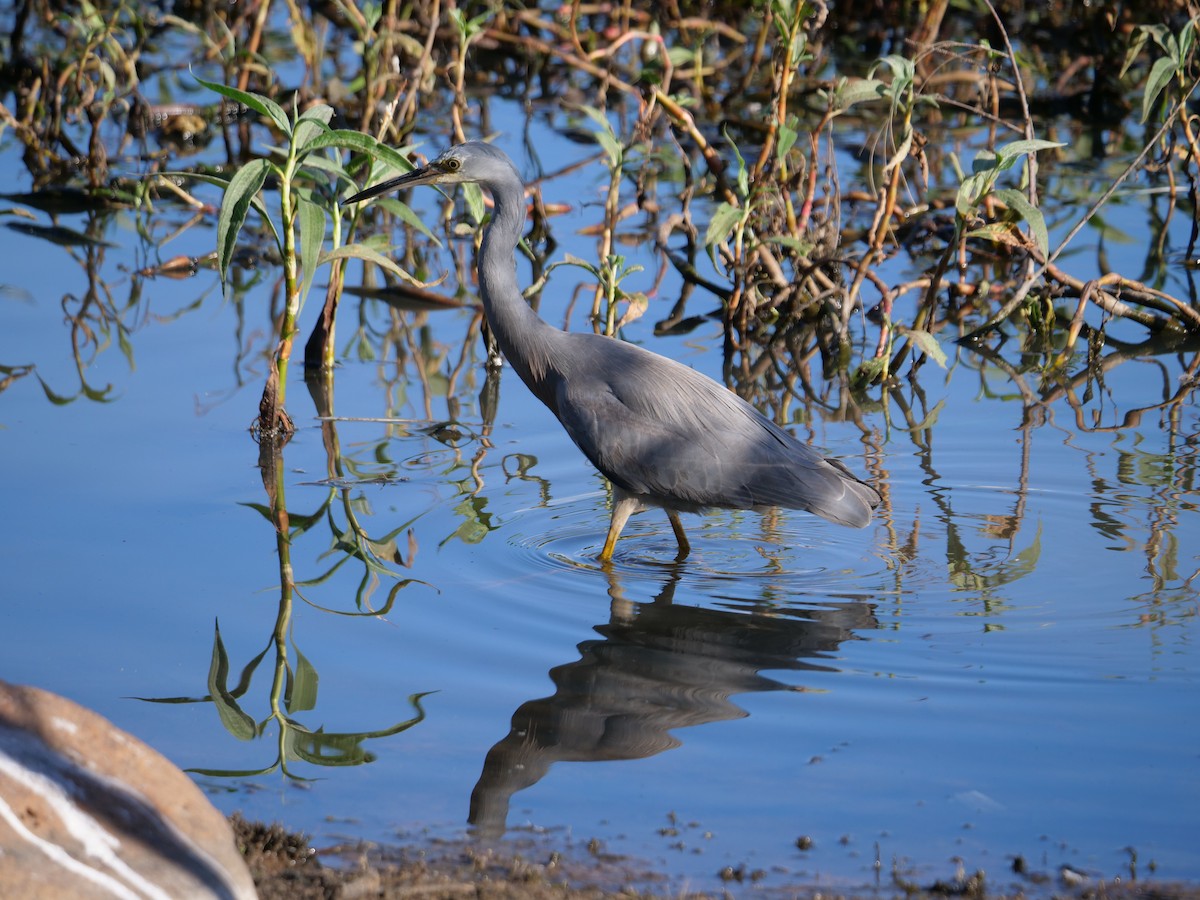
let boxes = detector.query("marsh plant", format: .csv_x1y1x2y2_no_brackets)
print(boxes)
193,75,430,438
5,0,1198,432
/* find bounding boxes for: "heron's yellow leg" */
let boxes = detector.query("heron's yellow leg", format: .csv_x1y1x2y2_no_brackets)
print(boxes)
600,496,639,561
666,510,691,559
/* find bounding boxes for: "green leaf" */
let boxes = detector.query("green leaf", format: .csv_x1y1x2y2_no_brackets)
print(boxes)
836,77,886,111
594,129,623,168
297,197,326,313
293,104,334,153
1179,21,1196,63
1119,27,1152,80
728,132,749,197
1142,56,1177,123
298,152,348,180
192,72,291,137
666,46,697,67
319,242,425,286
463,182,485,225
306,130,415,175
877,53,915,84
966,222,1017,243
359,195,438,242
216,158,271,282
777,117,800,161
995,138,1065,163
704,201,743,248
207,621,256,741
578,104,615,136
164,170,281,252
956,169,993,216
904,328,947,368
994,187,1050,257
764,233,815,255
297,102,335,125
578,105,622,167
1137,23,1172,54
560,252,600,278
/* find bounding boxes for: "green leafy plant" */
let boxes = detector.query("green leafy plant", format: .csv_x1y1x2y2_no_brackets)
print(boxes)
1123,18,1200,125
953,138,1063,259
565,251,648,336
570,105,649,335
192,74,428,438
703,129,758,318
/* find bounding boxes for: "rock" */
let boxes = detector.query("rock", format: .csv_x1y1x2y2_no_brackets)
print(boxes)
0,679,257,899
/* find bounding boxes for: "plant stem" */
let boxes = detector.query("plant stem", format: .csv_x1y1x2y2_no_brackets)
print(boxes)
260,153,302,437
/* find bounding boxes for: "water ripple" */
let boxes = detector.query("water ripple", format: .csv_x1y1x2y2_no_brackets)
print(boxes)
502,493,890,600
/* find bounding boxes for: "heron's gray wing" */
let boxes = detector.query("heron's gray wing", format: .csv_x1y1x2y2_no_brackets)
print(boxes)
554,339,878,525
555,369,739,508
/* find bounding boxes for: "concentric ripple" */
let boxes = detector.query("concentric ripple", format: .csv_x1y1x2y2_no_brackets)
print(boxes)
501,492,891,597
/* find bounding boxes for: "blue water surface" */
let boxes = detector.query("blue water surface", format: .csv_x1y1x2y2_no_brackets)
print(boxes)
2,102,1198,896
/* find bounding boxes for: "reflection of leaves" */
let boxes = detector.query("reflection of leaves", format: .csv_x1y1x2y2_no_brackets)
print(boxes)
442,495,494,546
0,187,128,214
186,692,432,778
283,699,428,767
208,621,257,741
228,642,271,699
286,645,319,714
239,501,326,534
4,221,116,248
134,638,269,707
144,623,430,779
905,397,945,433
0,364,35,397
188,762,280,779
296,577,428,617
33,369,114,405
949,523,1043,593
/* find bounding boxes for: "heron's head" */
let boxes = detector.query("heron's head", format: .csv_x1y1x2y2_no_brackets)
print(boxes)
345,141,516,204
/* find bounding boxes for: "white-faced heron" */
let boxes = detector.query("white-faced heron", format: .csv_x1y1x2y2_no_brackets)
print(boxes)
346,141,881,561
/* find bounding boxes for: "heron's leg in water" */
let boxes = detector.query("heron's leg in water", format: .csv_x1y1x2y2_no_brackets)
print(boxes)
665,510,691,559
600,494,640,560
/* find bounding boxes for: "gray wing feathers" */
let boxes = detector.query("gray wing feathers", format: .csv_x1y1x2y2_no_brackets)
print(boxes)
553,339,880,527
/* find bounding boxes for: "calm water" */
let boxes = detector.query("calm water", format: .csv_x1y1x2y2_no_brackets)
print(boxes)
2,109,1199,895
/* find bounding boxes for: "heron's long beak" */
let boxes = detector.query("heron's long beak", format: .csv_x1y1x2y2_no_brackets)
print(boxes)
344,163,438,205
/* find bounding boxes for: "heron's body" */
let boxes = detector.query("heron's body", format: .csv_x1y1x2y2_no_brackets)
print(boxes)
347,142,881,559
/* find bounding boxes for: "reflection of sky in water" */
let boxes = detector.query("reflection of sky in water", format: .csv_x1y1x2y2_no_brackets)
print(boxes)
1,97,1198,893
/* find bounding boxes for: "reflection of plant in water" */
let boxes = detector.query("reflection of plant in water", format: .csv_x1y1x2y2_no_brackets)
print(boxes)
8,206,213,406
301,299,504,560
876,333,1200,629
141,431,431,778
186,616,428,778
141,605,429,778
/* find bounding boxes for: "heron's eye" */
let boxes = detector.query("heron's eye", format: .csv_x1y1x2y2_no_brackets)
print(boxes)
444,157,461,172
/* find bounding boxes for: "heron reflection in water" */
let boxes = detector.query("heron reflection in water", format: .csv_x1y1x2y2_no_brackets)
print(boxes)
346,142,881,560
466,573,878,837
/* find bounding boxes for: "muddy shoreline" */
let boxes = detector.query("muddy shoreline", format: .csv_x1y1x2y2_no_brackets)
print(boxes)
233,815,1197,900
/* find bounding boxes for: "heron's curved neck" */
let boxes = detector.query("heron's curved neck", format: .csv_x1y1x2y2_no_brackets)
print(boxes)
478,169,561,402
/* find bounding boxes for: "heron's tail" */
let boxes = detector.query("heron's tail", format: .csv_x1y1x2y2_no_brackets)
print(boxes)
810,459,881,529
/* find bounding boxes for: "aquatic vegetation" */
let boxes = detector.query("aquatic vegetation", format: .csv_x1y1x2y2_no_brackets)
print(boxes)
2,0,1198,425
